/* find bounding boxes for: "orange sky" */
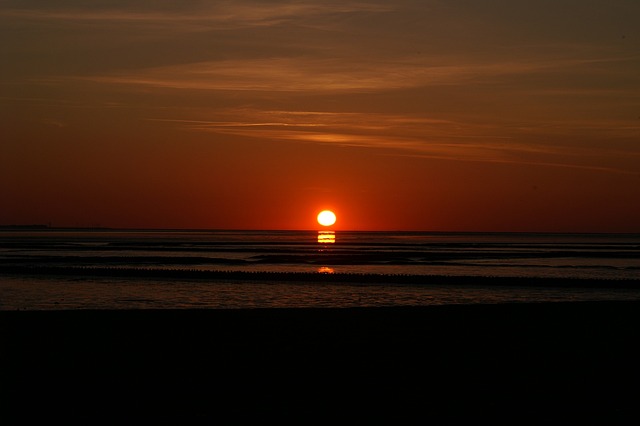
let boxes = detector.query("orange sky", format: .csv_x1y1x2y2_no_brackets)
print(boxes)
2,1,640,232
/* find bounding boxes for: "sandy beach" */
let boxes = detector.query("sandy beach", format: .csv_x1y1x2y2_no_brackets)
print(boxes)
3,301,640,424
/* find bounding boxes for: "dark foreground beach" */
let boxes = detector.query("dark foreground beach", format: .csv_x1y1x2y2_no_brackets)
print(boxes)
3,301,640,424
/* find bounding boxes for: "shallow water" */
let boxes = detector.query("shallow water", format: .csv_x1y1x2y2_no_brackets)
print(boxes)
3,274,640,310
1,229,639,310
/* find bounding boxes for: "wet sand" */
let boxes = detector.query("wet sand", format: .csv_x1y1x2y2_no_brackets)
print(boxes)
3,301,640,423
3,264,640,289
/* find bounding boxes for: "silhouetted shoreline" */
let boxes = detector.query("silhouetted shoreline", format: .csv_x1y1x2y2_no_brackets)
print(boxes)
3,301,640,423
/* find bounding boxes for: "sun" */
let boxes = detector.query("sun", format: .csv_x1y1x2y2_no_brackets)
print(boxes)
317,210,337,227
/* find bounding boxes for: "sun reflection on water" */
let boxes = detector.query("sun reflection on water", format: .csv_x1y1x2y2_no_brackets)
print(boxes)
317,230,335,244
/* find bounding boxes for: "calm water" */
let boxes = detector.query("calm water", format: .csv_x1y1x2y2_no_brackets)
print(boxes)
1,229,639,310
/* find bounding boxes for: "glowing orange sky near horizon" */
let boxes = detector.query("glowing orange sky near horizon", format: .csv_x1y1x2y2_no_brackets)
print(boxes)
1,1,640,232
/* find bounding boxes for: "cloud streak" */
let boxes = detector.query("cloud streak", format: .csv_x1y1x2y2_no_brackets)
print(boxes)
149,109,639,175
0,1,393,29
77,55,631,94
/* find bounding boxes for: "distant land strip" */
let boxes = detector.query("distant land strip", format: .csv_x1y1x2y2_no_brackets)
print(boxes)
2,265,640,289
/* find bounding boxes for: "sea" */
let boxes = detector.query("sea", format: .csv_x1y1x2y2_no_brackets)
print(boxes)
1,229,639,310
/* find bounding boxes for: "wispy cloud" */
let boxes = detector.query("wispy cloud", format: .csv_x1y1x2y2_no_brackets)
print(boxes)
9,0,636,98
204,126,638,174
8,1,639,174
149,109,639,175
78,55,624,93
0,1,393,29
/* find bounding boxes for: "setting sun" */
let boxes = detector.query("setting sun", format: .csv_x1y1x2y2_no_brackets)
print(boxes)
317,210,337,227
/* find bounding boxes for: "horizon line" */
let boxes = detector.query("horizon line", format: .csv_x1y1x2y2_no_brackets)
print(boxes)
1,225,638,236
